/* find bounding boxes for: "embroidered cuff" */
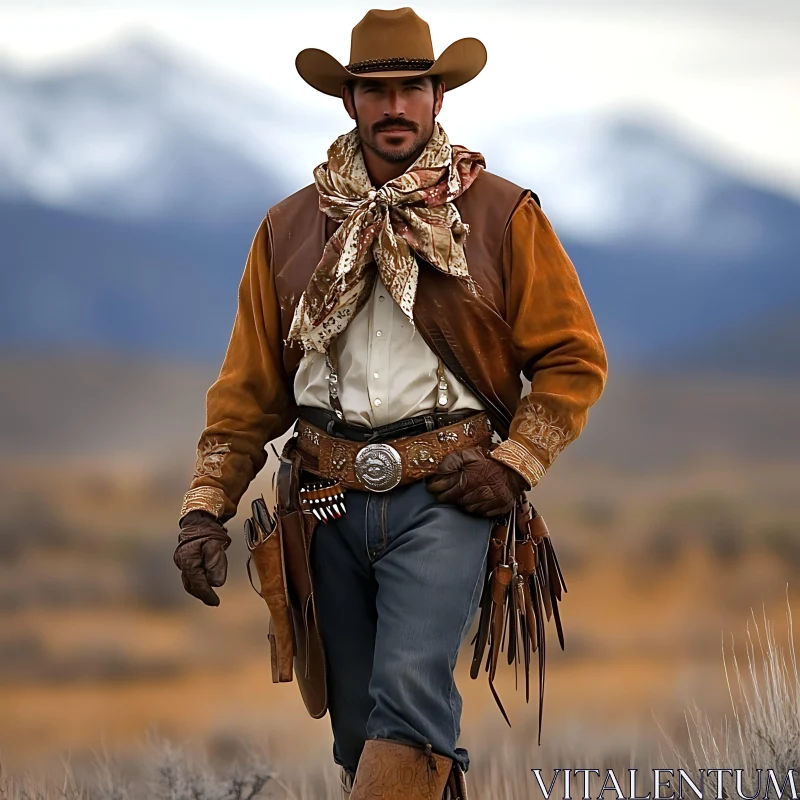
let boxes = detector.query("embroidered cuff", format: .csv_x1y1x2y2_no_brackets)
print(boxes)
180,486,227,521
490,439,547,490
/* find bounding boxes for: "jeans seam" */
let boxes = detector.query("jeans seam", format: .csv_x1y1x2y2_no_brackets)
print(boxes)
380,493,389,551
446,523,492,753
365,492,374,562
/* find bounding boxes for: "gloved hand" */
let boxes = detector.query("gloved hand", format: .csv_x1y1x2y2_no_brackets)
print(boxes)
173,509,232,606
425,445,531,517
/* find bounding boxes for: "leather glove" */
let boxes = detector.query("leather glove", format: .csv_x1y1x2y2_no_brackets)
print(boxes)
425,445,531,517
173,509,232,606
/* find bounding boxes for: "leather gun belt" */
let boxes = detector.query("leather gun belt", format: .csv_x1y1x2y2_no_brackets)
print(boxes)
293,411,494,492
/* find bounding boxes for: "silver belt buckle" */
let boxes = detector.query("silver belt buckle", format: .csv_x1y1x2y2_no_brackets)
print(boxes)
354,442,403,492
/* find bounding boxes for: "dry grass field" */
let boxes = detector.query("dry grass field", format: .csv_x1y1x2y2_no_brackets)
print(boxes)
1,354,799,794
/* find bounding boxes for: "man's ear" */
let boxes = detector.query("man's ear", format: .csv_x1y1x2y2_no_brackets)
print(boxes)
433,80,445,117
342,84,357,121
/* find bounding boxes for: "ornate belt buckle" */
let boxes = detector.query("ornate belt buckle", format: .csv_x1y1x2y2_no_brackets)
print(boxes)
354,442,403,492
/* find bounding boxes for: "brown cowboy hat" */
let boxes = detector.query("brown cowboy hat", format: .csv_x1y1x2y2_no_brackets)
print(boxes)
296,7,487,97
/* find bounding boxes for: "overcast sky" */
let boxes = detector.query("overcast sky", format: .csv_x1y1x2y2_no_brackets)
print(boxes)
2,0,799,199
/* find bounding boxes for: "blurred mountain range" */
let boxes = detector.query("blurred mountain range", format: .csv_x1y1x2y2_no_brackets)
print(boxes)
1,36,799,370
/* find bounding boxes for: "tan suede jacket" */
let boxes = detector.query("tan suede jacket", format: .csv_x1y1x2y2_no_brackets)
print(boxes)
180,170,608,523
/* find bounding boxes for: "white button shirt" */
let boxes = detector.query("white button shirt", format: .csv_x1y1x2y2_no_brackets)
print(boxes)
293,272,486,428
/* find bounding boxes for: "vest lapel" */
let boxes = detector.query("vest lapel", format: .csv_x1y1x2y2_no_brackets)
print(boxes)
269,171,529,437
412,253,519,437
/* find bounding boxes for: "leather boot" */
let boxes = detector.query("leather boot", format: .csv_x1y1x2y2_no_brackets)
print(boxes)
340,765,355,799
350,738,453,800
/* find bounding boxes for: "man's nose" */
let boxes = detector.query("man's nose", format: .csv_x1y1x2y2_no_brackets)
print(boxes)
383,89,406,117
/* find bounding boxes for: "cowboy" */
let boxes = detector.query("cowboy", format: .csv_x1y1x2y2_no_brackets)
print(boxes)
173,7,608,799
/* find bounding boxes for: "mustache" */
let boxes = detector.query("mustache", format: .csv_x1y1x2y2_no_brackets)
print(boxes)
373,119,418,133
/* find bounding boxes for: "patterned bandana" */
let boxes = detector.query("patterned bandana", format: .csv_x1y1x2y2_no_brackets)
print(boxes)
286,121,486,354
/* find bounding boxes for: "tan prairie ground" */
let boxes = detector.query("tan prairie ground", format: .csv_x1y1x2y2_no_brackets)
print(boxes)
0,354,799,786
1,572,798,796
1,519,797,776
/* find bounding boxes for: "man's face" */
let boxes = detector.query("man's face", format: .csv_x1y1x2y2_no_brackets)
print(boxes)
342,75,445,164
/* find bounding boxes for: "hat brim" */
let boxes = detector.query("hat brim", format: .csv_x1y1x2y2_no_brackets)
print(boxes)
295,37,487,98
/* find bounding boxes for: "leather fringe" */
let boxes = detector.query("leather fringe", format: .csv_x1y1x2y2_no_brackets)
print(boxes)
469,494,567,745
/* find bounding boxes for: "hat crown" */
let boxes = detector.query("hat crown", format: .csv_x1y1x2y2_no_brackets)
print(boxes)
349,7,435,65
295,5,486,97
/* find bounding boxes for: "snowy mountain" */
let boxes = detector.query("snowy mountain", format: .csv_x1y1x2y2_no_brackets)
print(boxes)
2,34,797,247
0,36,328,222
1,35,799,370
487,113,797,258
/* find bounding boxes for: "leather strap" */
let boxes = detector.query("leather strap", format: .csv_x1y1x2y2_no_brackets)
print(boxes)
292,411,493,490
325,338,346,422
297,405,477,443
433,355,451,413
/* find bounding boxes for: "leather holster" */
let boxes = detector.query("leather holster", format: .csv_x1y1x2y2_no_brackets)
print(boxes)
275,441,328,719
246,495,295,684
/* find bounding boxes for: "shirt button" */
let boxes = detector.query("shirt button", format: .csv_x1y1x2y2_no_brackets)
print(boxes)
373,372,379,378
374,398,382,406
376,330,382,337
379,295,385,301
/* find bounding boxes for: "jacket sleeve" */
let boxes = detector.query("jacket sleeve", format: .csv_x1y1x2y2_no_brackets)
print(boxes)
179,216,299,524
489,195,608,489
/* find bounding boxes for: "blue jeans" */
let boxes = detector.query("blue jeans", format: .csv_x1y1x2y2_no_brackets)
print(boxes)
308,476,495,775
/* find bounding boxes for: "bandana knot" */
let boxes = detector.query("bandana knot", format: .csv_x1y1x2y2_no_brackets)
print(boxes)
286,121,486,354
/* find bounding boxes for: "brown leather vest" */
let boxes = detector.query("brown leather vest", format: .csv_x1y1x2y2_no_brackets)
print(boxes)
268,169,532,438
